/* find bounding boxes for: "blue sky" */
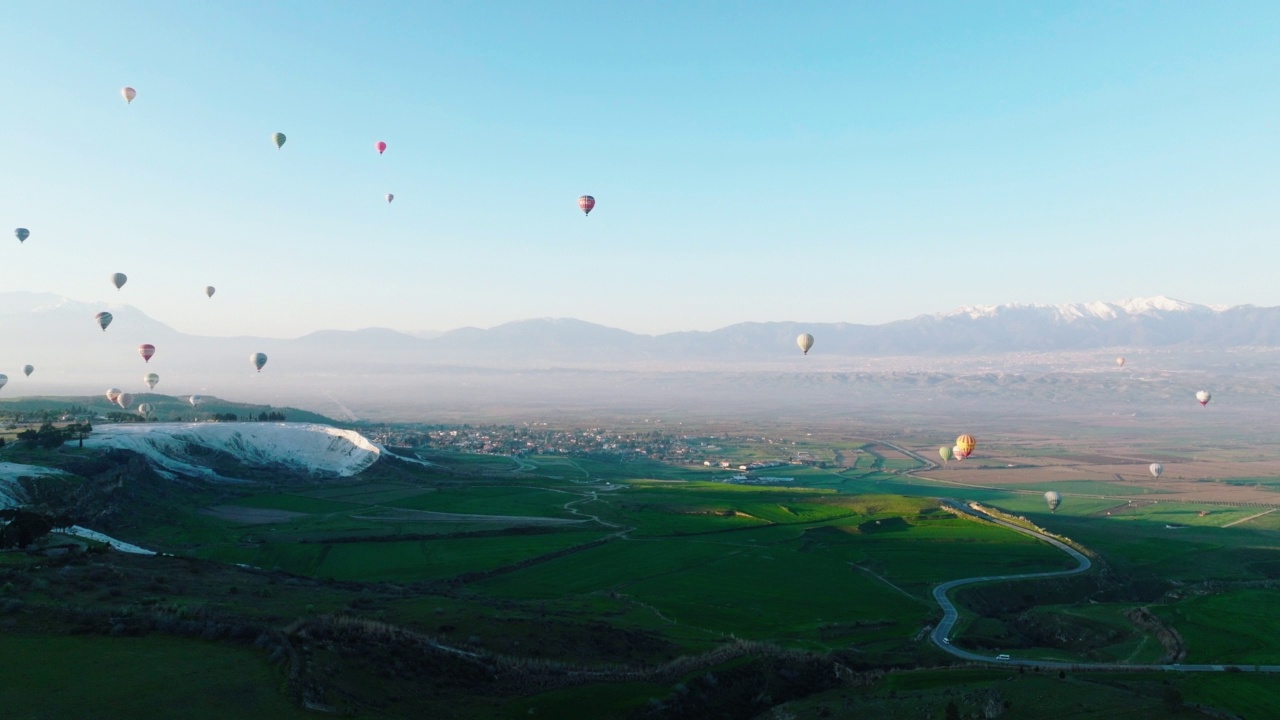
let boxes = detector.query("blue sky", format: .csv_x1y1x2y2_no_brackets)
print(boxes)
2,1,1277,337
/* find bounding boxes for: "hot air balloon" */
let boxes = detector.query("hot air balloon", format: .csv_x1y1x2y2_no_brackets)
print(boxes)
205,286,216,298
105,388,122,403
797,333,814,355
0,375,7,392
1149,463,1163,478
952,445,965,462
1116,357,1126,367
939,446,953,463
375,141,387,154
144,373,159,389
15,228,29,243
138,344,156,363
137,403,153,418
1044,491,1061,512
272,132,286,149
111,272,127,290
23,365,33,378
116,392,134,409
250,352,268,372
121,86,136,104
1196,390,1211,407
386,193,394,204
955,435,977,459
578,195,595,216
95,312,113,331
188,395,203,407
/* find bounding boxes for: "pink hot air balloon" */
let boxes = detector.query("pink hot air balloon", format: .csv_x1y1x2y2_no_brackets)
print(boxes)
138,344,156,363
375,141,387,155
578,195,595,216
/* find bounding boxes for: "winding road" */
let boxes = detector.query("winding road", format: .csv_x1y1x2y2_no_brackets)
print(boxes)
928,499,1280,673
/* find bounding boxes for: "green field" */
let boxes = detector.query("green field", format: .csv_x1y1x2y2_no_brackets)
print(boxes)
0,634,309,720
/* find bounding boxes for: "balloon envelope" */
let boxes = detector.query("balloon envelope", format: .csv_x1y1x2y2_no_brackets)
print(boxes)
952,445,964,461
1149,463,1163,478
116,392,133,409
272,132,286,149
1196,390,1211,406
955,435,977,458
205,285,216,298
95,312,113,331
386,193,394,203
137,403,153,417
250,352,268,372
121,86,136,103
105,388,122,402
0,375,7,391
144,373,159,389
15,228,29,243
22,365,33,377
797,333,814,355
578,195,595,216
111,272,127,290
939,446,953,462
188,395,203,407
375,141,387,154
1044,491,1061,511
1116,357,1125,367
138,344,156,363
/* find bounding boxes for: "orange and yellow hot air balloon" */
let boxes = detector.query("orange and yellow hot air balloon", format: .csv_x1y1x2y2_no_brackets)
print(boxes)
955,434,977,459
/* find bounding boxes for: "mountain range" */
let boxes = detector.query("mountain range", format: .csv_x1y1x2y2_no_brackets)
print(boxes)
6,292,1280,421
5,292,1280,372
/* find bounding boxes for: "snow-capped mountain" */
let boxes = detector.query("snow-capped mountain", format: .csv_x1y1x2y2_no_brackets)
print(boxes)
79,422,382,481
5,292,1280,382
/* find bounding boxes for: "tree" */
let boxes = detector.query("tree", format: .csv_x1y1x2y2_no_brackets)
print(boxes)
944,700,961,720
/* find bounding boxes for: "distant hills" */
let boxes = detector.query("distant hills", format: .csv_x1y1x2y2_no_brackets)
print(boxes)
5,292,1280,372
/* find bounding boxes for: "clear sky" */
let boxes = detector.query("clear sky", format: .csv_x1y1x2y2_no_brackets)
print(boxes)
2,1,1278,338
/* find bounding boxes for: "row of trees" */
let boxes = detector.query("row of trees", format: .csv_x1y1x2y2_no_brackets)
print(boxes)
16,422,93,448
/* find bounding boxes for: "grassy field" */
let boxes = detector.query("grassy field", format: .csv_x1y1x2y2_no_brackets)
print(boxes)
5,427,1280,718
0,634,310,720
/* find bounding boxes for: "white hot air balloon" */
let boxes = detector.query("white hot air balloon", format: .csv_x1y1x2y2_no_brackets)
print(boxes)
1116,357,1125,367
1149,463,1163,478
386,193,394,204
250,352,268,372
137,403,154,419
105,388,122,403
121,86,136,104
116,392,134,409
1196,390,1211,407
797,333,814,355
188,395,203,407
144,373,159,389
952,445,965,462
1044,491,1061,512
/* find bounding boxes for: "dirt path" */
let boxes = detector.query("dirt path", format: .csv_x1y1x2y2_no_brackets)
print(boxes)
1222,507,1277,527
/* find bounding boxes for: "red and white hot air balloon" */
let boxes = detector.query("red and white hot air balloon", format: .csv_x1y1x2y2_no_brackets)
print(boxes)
578,195,595,216
138,344,156,363
375,141,387,155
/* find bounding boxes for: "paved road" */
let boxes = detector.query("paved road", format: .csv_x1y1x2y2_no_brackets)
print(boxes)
929,501,1280,673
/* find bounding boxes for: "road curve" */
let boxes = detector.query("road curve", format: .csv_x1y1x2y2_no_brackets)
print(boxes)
929,501,1280,673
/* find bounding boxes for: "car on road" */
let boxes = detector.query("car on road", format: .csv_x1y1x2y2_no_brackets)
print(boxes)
995,654,1010,661
943,638,950,644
